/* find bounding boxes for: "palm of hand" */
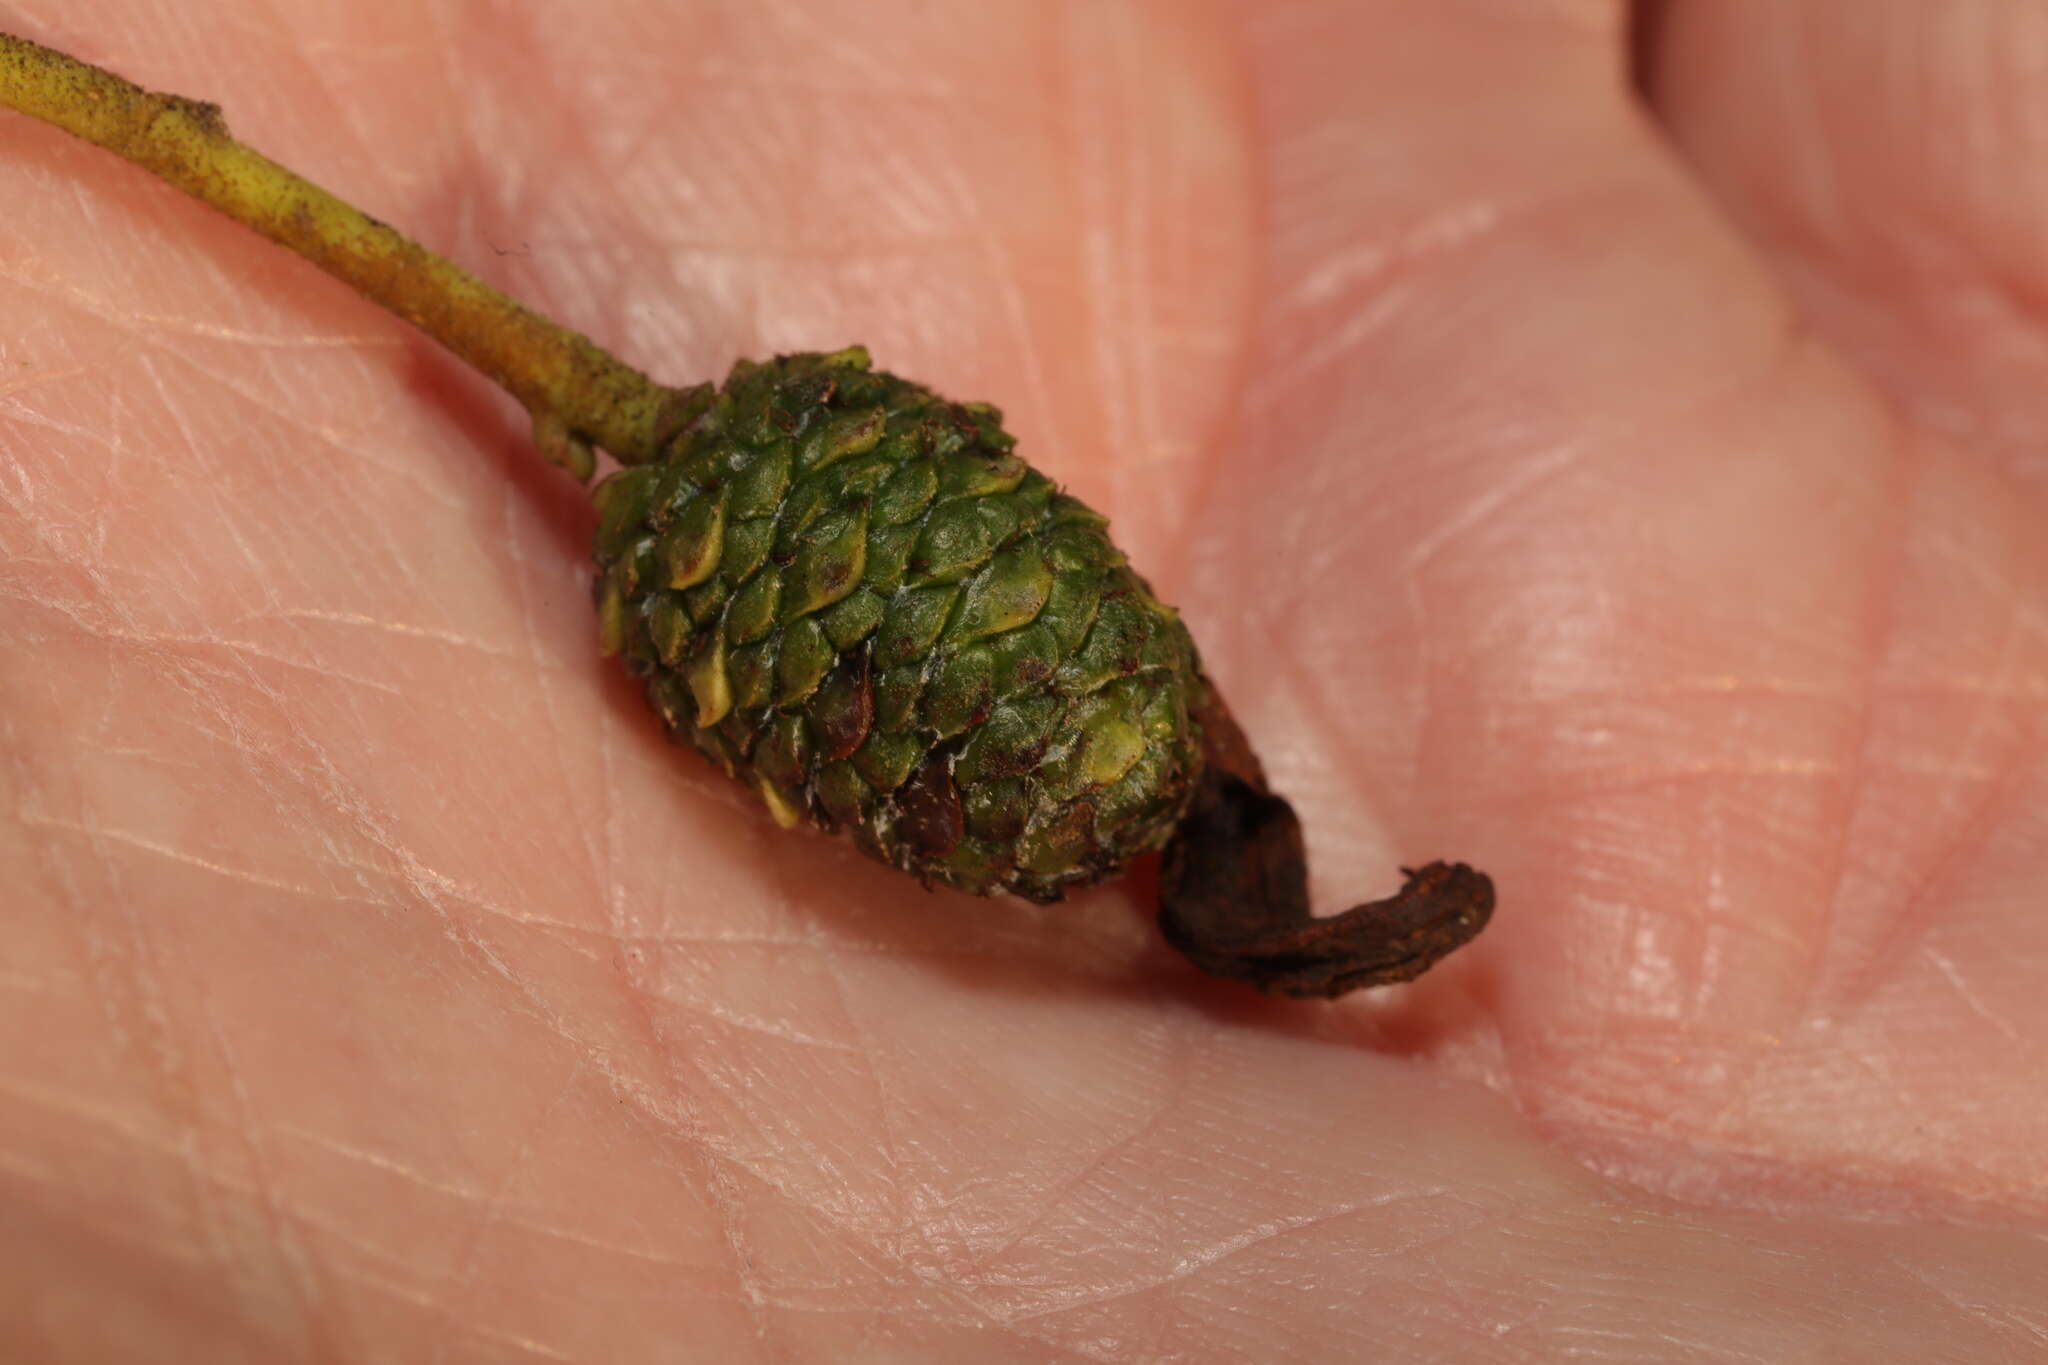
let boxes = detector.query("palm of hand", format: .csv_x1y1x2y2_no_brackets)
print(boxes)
4,3,2043,1360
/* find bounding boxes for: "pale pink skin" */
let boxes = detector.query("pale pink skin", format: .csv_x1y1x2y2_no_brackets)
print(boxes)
3,2,2045,1360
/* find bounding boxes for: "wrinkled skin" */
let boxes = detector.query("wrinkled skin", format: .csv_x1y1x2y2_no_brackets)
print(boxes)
3,2,2045,1359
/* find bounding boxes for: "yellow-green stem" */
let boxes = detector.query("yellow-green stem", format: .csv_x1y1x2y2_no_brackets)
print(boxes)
0,30,688,472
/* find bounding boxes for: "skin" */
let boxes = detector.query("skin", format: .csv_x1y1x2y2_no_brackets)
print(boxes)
2,0,2045,1359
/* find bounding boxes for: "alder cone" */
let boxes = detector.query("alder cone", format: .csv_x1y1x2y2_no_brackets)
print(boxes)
591,347,1204,902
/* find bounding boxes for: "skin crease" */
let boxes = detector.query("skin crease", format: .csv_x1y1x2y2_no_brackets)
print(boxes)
1,0,2045,1358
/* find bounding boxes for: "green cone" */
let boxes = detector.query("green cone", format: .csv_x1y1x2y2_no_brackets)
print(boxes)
591,347,1205,901
3,30,1496,996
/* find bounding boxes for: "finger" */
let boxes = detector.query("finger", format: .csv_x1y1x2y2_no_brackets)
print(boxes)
1642,0,2048,485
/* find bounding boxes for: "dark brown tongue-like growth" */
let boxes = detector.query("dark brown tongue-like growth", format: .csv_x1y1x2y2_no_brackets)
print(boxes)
1,30,1492,997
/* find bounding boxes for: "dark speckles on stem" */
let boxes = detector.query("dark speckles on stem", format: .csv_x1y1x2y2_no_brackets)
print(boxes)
162,93,228,137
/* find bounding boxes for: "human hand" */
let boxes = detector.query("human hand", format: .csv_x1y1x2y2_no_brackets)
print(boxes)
3,2,2042,1359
